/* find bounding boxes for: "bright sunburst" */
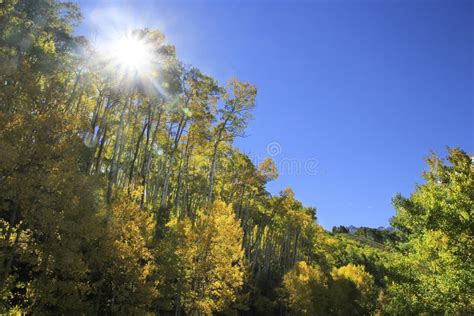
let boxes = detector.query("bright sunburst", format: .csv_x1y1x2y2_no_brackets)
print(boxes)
107,33,154,78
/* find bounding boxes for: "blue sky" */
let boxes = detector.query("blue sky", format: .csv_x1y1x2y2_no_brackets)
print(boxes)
76,0,473,229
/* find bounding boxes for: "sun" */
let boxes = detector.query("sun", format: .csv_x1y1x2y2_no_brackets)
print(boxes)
108,33,154,77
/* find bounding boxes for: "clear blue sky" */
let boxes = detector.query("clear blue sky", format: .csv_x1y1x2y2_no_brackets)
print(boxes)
76,0,473,229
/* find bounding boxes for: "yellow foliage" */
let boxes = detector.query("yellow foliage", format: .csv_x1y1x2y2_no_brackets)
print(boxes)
331,263,376,313
282,261,329,315
161,200,246,315
94,189,158,314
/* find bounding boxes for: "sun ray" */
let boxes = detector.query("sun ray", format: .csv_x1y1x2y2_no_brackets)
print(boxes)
103,32,155,82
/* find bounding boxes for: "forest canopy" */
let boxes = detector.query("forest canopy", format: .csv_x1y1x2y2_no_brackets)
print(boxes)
0,0,472,314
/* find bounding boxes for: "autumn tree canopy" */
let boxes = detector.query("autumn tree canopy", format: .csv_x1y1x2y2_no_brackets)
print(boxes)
0,1,472,315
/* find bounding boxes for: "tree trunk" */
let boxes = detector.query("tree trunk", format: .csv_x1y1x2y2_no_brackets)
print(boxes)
140,106,163,208
128,120,148,187
107,93,131,203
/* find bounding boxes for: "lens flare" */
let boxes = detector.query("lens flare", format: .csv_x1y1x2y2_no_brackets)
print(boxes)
107,33,154,77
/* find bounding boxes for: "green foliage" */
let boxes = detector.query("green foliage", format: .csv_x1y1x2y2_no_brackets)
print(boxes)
386,230,473,314
332,225,349,234
353,227,397,245
386,148,474,314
